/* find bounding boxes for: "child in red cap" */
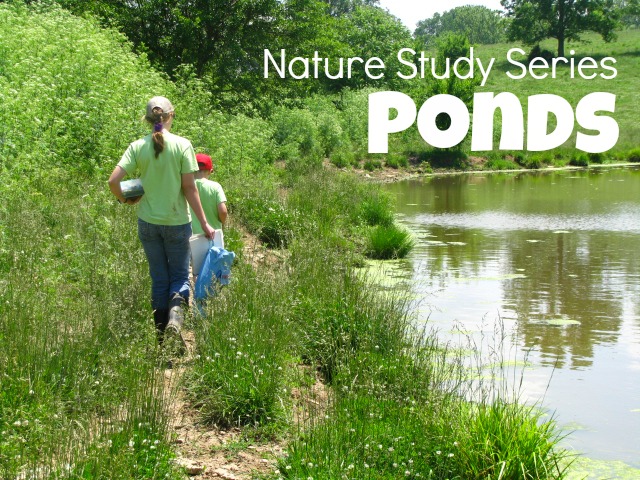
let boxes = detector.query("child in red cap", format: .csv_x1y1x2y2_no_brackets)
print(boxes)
190,154,227,234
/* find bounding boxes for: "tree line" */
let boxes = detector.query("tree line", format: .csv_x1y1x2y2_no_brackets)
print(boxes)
3,0,636,114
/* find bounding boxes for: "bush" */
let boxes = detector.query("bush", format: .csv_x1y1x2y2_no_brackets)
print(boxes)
420,150,469,169
330,149,355,168
363,159,383,171
385,153,409,169
271,107,321,161
627,147,640,162
569,152,589,167
366,224,415,259
588,152,606,164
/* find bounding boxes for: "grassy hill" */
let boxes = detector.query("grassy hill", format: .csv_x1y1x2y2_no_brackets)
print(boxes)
475,29,640,155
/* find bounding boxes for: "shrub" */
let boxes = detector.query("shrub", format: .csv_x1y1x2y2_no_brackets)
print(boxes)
627,147,640,162
366,225,415,259
385,153,409,169
420,150,469,169
363,159,383,171
271,106,321,161
569,152,589,167
588,152,606,164
330,149,355,168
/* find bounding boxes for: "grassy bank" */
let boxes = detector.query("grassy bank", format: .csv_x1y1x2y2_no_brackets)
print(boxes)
0,3,574,478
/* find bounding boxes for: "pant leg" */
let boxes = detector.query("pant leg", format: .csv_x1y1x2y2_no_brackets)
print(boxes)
138,218,170,310
162,222,192,303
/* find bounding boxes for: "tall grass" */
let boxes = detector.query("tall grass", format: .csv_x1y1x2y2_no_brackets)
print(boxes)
0,181,181,478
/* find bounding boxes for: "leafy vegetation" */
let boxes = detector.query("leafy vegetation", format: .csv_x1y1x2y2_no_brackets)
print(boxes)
415,5,506,45
501,0,619,57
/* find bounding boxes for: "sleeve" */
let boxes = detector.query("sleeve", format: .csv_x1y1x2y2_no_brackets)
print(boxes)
181,141,199,174
216,184,227,204
117,143,137,175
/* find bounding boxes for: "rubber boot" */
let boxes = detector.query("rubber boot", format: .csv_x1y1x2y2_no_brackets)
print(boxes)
165,293,187,356
167,293,185,333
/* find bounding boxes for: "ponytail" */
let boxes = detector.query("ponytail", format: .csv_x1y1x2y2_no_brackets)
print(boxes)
146,109,169,158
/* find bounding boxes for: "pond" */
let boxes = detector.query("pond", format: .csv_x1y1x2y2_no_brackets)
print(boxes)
382,166,640,474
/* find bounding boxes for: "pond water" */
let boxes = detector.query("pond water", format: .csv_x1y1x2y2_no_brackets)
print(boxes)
382,166,640,473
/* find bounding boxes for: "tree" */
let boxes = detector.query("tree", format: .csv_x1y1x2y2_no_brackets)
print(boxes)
415,6,506,46
500,0,619,57
616,0,640,28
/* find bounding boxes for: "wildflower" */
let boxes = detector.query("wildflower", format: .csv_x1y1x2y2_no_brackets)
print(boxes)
393,463,398,468
453,441,459,447
378,444,383,449
436,450,441,455
364,463,370,468
348,464,354,470
308,462,313,468
285,465,291,470
405,470,411,476
13,420,21,427
129,439,135,448
388,447,394,452
448,453,454,458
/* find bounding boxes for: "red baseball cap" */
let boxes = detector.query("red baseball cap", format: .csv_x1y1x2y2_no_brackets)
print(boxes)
196,153,213,171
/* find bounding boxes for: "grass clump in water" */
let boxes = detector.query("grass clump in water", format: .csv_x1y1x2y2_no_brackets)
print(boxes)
366,224,415,259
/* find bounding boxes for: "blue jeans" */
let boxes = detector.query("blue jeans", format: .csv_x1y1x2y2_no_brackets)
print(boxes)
137,219,192,310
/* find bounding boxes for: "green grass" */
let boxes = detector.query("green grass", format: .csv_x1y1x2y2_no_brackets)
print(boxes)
366,224,415,259
475,30,640,156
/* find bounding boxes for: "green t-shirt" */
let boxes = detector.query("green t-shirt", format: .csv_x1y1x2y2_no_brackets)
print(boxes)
118,132,198,225
190,178,227,233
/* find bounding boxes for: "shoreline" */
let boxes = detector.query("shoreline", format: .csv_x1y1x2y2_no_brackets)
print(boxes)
344,160,640,183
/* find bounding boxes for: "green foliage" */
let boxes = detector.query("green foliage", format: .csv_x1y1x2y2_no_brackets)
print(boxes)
366,224,415,259
627,147,640,162
420,149,470,169
385,153,409,169
501,0,620,56
0,180,178,478
0,1,171,177
363,159,383,171
415,5,506,45
486,157,521,170
330,149,355,168
569,152,590,166
271,106,322,163
359,193,394,227
188,263,292,428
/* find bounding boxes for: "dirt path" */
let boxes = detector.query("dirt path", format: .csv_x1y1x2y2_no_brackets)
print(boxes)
162,333,285,480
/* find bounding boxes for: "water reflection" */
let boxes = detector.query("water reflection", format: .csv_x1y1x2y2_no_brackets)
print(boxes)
384,167,640,467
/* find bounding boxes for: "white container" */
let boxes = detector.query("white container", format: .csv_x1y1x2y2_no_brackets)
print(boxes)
189,230,224,276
